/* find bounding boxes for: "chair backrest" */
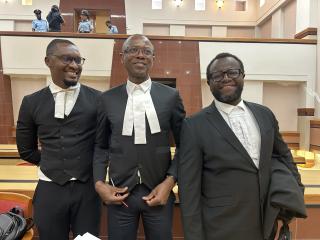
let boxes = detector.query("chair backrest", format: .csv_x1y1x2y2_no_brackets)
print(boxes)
0,192,32,218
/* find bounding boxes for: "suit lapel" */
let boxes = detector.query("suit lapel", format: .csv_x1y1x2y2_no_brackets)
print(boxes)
68,86,83,116
205,102,256,168
149,82,160,111
117,84,129,125
44,86,55,111
119,83,129,106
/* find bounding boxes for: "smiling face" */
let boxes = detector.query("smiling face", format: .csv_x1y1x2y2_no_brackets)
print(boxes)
121,35,154,84
45,43,82,89
208,57,244,106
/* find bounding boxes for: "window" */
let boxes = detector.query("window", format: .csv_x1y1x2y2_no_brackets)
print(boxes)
152,0,162,9
235,0,247,11
260,0,265,7
195,0,205,11
21,0,32,5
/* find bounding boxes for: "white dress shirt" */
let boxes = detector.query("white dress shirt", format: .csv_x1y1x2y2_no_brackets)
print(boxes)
215,99,261,168
38,81,81,181
122,78,161,144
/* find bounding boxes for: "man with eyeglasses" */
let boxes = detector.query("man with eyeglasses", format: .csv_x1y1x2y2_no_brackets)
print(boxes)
93,34,185,240
178,53,303,240
16,39,101,240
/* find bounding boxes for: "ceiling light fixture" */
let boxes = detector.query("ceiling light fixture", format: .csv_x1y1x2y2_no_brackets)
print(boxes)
216,0,224,9
174,0,183,7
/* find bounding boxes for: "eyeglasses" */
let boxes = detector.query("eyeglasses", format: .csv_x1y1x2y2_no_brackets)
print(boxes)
209,69,243,82
51,55,85,65
123,47,154,56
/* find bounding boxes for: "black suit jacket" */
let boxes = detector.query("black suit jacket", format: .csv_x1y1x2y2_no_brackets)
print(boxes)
178,101,303,240
16,85,100,185
93,82,185,191
264,158,306,240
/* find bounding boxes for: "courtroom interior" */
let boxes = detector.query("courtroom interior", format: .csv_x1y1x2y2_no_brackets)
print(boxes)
0,0,319,239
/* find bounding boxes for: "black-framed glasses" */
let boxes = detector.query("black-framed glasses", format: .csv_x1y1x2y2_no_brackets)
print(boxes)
209,69,243,82
52,55,86,65
123,47,154,56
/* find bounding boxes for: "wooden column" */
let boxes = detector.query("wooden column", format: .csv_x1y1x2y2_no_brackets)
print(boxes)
0,38,15,143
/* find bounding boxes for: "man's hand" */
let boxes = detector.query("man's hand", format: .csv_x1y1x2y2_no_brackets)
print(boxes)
142,176,175,206
95,180,129,205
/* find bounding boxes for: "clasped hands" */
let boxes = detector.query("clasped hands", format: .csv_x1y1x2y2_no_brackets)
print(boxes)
95,176,175,207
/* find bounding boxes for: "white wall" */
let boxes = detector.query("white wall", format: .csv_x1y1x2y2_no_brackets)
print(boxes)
1,36,114,77
125,0,257,34
283,0,296,38
258,18,272,38
1,35,113,123
199,41,317,128
0,20,14,31
257,0,289,24
316,1,320,117
0,0,59,20
185,25,211,37
14,20,32,31
227,27,255,38
80,78,110,92
296,0,318,33
0,0,59,31
143,24,170,35
11,76,47,123
263,82,300,131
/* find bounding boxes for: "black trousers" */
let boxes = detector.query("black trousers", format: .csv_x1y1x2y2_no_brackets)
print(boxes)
33,179,101,240
107,184,175,240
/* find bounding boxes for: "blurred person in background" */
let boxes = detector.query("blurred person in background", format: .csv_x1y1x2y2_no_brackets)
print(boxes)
106,20,118,34
46,5,65,32
32,9,48,32
78,10,94,33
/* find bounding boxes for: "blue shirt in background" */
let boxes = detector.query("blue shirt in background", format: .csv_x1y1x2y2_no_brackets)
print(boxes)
107,25,118,34
32,19,48,32
78,20,93,33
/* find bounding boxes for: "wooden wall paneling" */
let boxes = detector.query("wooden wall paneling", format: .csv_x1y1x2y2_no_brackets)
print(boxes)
110,39,202,116
1,188,320,239
0,39,14,144
295,27,317,39
310,120,320,151
297,108,315,116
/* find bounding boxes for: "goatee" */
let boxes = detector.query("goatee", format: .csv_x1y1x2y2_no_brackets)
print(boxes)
213,85,243,105
63,79,77,87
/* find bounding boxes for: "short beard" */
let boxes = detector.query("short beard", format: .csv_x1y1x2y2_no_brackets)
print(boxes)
63,79,78,87
213,85,243,105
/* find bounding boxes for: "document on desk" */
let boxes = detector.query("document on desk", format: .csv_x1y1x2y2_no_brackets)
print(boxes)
74,232,100,240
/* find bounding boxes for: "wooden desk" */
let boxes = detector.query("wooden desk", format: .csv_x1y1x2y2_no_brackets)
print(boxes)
0,150,20,158
0,145,19,158
0,144,18,150
0,165,319,239
0,166,37,192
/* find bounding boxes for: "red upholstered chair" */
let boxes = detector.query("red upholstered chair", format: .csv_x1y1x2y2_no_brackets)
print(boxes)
16,162,34,166
0,192,34,240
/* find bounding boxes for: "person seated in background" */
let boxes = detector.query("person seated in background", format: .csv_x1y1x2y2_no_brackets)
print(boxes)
78,10,94,33
32,9,48,32
106,20,118,34
46,5,65,32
